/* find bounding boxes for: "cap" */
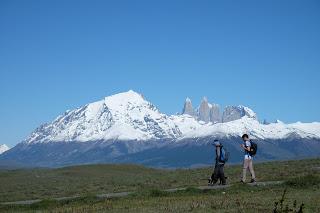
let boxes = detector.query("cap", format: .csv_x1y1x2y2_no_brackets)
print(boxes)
213,139,221,146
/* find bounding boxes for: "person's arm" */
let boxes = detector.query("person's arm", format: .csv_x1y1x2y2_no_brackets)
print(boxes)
240,144,251,151
216,147,221,159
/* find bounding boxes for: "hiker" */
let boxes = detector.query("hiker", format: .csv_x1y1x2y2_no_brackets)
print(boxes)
208,139,227,185
240,134,256,183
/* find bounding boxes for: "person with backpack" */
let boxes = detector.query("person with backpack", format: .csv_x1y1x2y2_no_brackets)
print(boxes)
208,139,228,185
240,134,256,183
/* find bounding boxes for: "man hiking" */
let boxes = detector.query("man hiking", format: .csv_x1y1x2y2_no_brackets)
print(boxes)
240,134,256,183
208,139,227,185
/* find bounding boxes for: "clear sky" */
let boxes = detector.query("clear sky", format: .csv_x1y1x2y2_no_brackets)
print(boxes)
1,0,320,147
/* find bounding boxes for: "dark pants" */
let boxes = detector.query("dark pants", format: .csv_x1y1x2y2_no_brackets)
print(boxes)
210,164,226,185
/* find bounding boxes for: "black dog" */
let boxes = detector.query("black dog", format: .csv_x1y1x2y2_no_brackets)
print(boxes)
208,176,228,185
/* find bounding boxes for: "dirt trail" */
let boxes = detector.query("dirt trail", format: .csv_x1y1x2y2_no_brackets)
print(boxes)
1,181,284,205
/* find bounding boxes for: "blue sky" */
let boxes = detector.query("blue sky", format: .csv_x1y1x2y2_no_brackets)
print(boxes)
1,0,320,147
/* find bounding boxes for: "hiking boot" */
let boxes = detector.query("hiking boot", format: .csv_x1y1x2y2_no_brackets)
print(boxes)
250,179,256,183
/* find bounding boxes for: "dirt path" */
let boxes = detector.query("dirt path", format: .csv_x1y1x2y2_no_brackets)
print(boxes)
0,181,284,205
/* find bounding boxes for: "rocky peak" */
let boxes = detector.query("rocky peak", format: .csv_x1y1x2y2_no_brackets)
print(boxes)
222,105,257,122
198,97,211,122
210,103,221,123
182,98,195,116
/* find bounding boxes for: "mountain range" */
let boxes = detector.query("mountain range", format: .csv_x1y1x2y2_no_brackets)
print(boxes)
1,90,319,168
182,96,257,123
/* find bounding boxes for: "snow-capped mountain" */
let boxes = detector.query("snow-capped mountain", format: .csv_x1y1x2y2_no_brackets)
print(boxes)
1,90,319,168
24,90,318,145
25,90,181,144
0,144,10,154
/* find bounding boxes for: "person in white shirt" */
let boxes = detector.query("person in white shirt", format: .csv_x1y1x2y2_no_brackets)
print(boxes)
240,134,256,183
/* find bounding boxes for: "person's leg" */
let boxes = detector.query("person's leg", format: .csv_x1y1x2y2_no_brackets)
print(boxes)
210,165,219,184
242,159,249,182
210,171,214,183
217,165,222,184
219,164,226,185
248,159,256,180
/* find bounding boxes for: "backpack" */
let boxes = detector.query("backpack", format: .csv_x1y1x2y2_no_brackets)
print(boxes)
219,146,230,163
248,141,258,156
